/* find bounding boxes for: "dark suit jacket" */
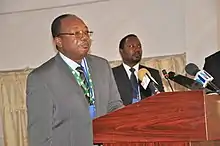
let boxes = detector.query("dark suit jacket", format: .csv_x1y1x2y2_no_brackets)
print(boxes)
26,54,123,146
203,51,220,89
112,64,164,105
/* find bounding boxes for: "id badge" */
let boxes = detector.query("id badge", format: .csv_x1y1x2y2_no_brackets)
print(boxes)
89,105,96,119
132,98,140,104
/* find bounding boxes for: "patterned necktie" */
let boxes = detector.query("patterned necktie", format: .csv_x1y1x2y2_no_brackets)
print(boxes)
129,68,139,98
76,66,90,100
76,66,96,118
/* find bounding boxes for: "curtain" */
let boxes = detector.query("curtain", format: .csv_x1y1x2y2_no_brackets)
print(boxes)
0,53,186,146
0,69,31,146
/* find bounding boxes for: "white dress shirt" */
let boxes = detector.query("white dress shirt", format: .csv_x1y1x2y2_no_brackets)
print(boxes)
122,63,139,80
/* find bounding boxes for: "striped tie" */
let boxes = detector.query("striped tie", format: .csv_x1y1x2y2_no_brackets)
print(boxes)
76,66,90,101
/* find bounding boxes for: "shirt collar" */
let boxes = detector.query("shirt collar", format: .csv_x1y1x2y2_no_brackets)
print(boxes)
59,52,84,71
123,63,139,73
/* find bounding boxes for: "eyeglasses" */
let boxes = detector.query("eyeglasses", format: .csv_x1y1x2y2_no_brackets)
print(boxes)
57,30,93,38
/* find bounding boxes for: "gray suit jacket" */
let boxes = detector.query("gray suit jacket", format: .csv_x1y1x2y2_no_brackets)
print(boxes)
26,53,123,146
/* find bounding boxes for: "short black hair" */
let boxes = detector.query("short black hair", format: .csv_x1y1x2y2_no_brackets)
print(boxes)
119,34,138,49
51,14,73,38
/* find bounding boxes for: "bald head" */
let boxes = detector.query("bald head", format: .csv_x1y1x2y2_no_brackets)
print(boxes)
59,16,88,35
51,14,82,38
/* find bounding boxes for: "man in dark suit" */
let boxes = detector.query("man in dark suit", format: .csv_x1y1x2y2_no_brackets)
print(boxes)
112,34,164,105
26,14,123,146
203,51,220,89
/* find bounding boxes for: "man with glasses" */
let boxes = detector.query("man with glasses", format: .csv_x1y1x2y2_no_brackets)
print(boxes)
26,14,123,146
112,34,164,105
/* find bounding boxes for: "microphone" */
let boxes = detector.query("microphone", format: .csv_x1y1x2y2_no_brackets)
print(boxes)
167,71,203,90
138,68,160,95
162,69,174,92
185,63,220,94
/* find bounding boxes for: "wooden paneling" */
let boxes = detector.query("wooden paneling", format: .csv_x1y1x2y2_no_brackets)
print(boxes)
93,91,220,145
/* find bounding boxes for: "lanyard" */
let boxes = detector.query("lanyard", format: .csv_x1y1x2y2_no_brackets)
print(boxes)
68,59,95,105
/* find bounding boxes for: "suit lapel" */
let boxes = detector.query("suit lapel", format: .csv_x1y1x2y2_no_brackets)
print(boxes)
84,55,100,107
54,53,89,104
118,64,133,103
118,64,132,89
54,53,77,83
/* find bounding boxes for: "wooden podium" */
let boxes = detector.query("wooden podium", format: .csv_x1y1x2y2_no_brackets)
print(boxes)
93,91,220,146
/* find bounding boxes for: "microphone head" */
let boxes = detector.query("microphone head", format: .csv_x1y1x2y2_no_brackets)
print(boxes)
168,71,176,80
162,69,169,79
162,69,167,75
138,68,151,81
168,71,203,90
185,63,200,76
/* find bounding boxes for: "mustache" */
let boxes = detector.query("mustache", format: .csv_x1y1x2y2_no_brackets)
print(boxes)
78,40,91,46
133,51,142,56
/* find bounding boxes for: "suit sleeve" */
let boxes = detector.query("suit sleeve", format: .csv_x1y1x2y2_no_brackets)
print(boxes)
106,62,124,112
26,73,53,146
203,58,211,71
203,57,216,78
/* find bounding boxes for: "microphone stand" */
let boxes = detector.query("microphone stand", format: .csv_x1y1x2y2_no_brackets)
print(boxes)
209,82,220,95
166,78,174,92
162,69,174,92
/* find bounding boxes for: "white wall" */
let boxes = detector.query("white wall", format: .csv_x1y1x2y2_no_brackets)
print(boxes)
185,0,218,68
0,0,218,70
0,0,100,14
